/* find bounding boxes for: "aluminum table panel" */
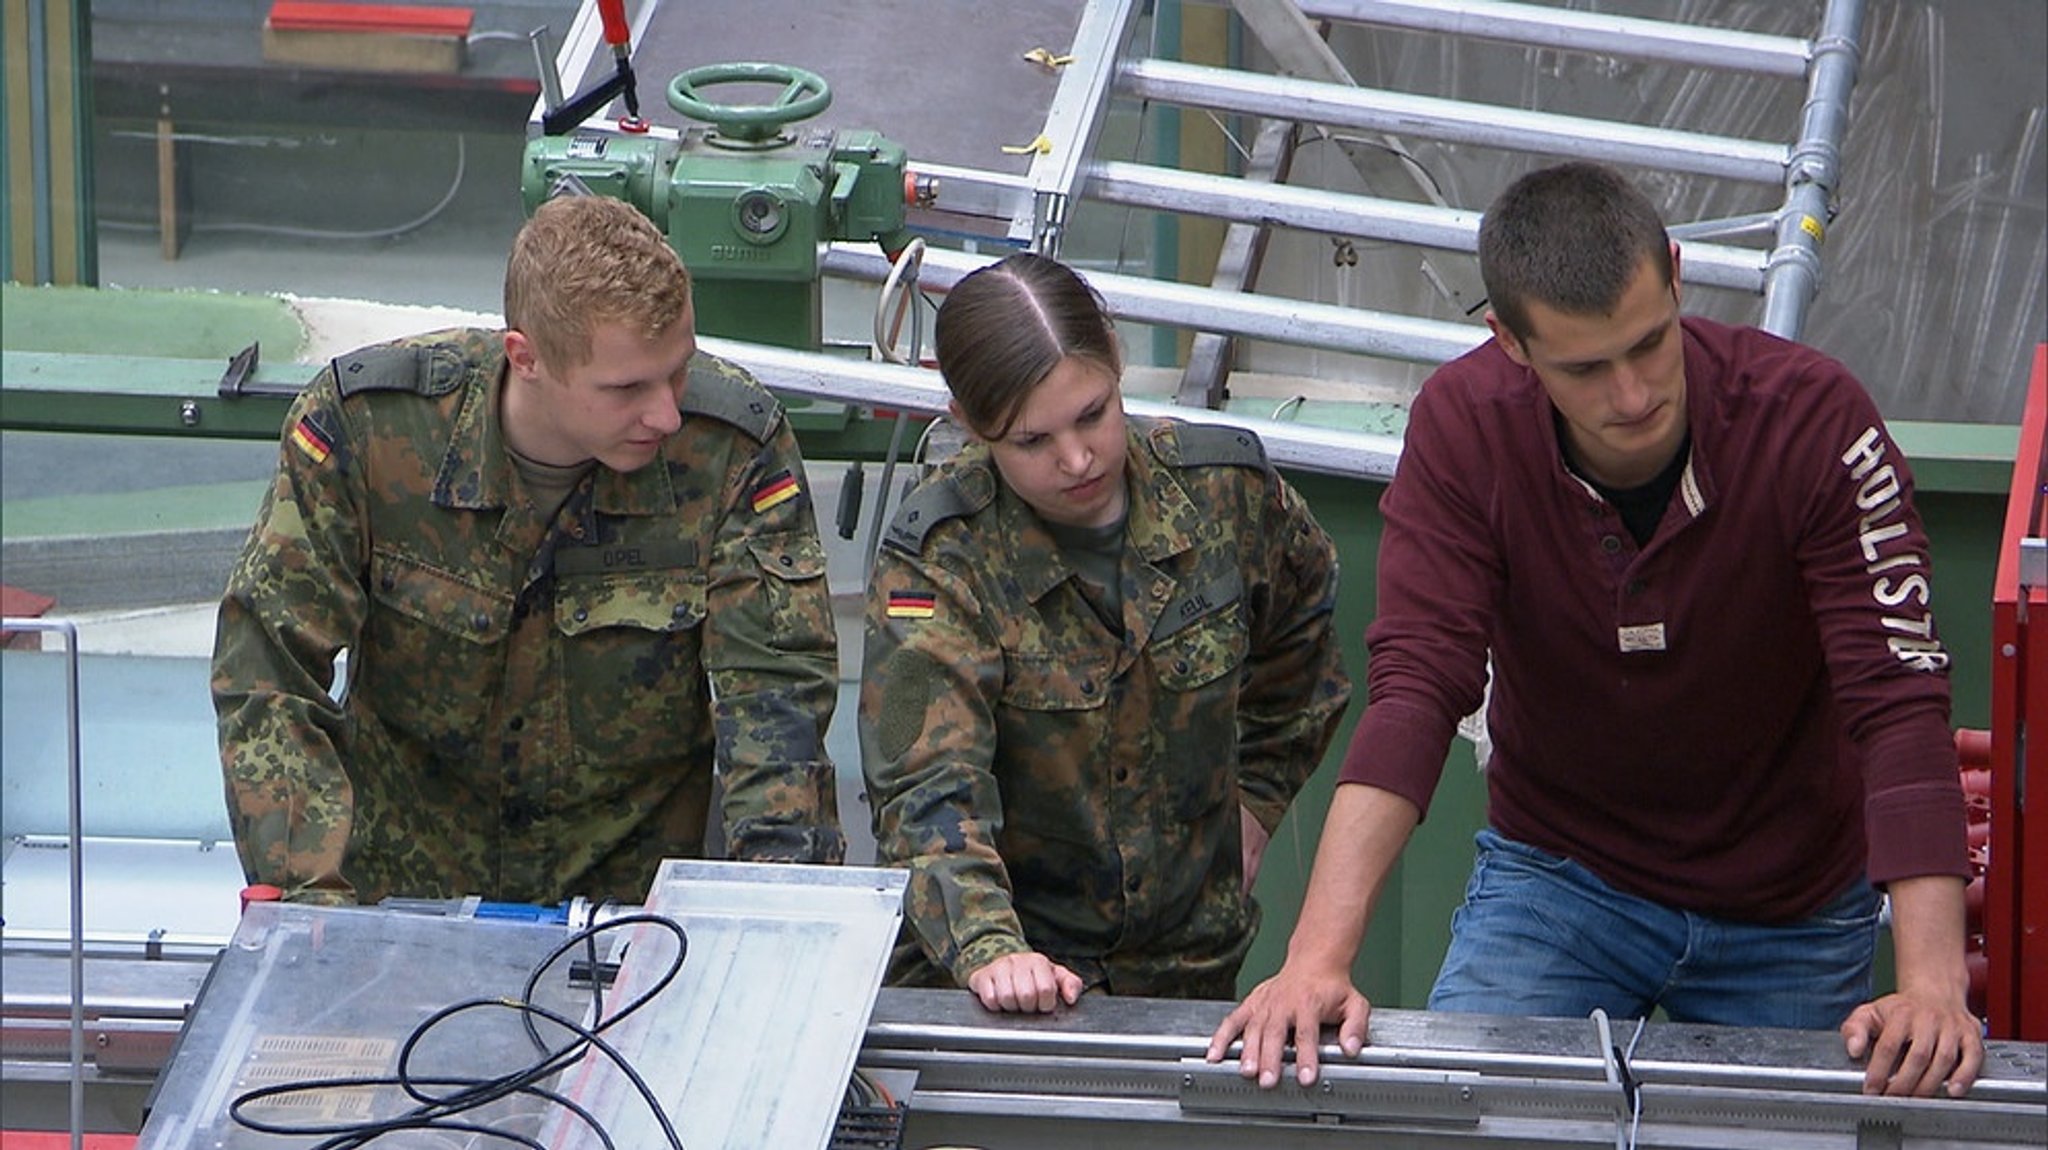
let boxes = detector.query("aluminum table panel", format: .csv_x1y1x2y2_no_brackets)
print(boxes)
551,859,907,1150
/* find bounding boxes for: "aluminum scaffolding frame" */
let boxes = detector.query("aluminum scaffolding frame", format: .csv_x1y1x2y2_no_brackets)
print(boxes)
552,0,1870,412
842,0,1868,401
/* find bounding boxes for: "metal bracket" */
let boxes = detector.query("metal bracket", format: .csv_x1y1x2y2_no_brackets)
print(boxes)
1176,1059,1481,1126
2019,536,2046,589
218,342,259,397
215,341,306,401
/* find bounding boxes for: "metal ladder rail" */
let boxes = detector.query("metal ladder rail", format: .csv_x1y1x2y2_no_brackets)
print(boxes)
1,617,89,1150
1299,0,1868,337
1091,0,1863,352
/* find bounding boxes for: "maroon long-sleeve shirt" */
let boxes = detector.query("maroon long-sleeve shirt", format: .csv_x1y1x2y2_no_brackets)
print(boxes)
1341,317,1968,922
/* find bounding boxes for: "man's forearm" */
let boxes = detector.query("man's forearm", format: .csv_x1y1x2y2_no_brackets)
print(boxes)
1885,874,1970,1003
1285,783,1420,972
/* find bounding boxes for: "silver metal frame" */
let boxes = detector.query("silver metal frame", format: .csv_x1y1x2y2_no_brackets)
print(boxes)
1294,0,1814,78
884,0,1863,381
857,990,2048,1149
1113,57,1791,183
1015,0,1149,250
1761,0,1866,336
1081,160,1770,293
699,333,1405,480
545,1,1871,414
12,966,2042,1149
1,617,86,1150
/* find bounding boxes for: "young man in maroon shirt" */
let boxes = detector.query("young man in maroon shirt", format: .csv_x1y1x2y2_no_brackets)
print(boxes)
1208,161,1981,1099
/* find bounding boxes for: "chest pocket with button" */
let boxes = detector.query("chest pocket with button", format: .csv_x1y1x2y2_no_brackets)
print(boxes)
994,648,1116,858
555,568,709,765
743,534,830,643
1151,599,1248,691
362,546,512,747
1000,648,1114,712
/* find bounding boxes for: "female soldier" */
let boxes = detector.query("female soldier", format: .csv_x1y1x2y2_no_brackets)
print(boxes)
860,253,1351,1012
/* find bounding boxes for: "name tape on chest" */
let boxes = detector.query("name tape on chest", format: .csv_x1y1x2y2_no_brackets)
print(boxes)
1150,569,1245,642
553,538,699,577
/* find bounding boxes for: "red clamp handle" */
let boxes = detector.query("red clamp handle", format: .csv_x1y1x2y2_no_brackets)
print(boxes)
597,0,631,48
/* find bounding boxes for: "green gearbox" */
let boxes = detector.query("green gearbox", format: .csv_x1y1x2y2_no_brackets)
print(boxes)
522,62,914,349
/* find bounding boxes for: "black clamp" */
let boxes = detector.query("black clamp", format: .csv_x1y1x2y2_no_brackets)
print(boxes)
219,342,260,397
217,341,305,400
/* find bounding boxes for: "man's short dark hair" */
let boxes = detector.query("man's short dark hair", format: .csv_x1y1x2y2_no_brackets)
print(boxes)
1478,162,1673,344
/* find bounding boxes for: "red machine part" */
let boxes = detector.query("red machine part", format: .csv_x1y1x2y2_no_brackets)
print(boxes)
1985,342,2048,1041
1957,733,1992,1019
596,0,631,48
265,1,473,36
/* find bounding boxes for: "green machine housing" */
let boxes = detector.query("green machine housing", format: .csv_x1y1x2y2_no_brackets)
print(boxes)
521,125,911,350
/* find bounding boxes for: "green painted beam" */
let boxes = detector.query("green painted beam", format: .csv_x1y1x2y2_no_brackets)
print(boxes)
1891,419,2019,494
0,350,308,438
0,350,919,461
5,350,2016,494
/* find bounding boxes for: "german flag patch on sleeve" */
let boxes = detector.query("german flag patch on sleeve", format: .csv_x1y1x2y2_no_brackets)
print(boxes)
751,469,801,513
886,590,937,619
288,416,333,464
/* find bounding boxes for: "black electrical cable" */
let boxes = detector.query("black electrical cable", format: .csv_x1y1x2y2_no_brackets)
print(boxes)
226,911,689,1148
228,1075,597,1148
391,998,676,1145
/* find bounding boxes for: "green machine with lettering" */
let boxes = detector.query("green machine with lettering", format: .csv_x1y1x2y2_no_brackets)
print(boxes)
521,62,916,350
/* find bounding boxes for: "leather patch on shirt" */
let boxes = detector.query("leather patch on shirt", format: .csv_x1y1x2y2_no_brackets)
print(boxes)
1150,569,1243,642
1617,623,1667,653
552,538,698,576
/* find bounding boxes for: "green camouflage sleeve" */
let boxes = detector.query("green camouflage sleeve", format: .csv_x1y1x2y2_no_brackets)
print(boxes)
211,374,367,906
703,412,846,864
1235,473,1352,834
859,544,1030,984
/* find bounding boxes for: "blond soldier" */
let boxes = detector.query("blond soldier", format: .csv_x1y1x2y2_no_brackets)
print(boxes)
214,196,844,906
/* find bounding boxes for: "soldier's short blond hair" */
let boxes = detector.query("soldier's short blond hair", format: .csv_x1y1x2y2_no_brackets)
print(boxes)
504,196,693,371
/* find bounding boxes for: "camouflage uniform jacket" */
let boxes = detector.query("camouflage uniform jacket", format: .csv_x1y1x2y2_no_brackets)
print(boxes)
213,328,843,907
860,416,1351,997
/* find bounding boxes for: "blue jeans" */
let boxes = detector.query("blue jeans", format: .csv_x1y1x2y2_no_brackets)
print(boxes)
1428,828,1879,1029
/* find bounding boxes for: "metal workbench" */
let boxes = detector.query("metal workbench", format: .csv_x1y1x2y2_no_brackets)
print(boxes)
5,936,2043,1149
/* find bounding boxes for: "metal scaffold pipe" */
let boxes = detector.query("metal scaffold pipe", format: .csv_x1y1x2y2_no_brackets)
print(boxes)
1761,0,1867,339
699,331,1405,482
1083,159,1770,294
1297,0,1814,79
822,243,1486,367
1115,57,1791,184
